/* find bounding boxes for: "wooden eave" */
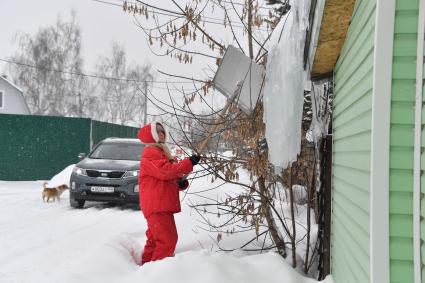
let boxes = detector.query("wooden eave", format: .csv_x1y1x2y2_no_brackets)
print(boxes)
311,0,356,78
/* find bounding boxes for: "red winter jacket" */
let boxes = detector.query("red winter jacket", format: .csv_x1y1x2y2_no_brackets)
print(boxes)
138,123,193,218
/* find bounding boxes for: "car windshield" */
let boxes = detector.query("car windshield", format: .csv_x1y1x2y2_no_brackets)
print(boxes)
89,143,144,161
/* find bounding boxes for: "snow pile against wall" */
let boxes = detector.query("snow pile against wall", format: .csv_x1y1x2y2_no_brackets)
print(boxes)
47,164,75,187
263,0,310,169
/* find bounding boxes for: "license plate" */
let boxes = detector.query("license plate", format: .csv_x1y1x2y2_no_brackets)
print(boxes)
90,186,114,193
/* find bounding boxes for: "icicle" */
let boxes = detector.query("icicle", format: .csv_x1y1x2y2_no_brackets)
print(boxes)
263,0,310,169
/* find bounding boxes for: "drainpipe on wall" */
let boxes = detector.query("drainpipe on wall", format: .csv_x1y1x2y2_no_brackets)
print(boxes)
413,0,425,282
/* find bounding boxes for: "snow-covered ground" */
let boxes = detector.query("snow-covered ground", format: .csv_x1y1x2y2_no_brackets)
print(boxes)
0,165,333,283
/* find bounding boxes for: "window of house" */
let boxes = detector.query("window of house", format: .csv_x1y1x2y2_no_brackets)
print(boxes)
0,91,3,109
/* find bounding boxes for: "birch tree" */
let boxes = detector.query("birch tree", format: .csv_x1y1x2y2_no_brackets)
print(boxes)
94,42,153,125
7,11,89,116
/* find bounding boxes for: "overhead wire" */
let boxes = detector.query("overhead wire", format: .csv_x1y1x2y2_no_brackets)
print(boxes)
0,57,202,85
211,0,274,10
90,0,272,31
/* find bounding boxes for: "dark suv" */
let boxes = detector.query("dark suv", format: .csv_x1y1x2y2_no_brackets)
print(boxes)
69,138,144,208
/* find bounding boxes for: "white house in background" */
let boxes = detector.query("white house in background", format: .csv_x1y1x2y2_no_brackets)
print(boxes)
0,75,30,115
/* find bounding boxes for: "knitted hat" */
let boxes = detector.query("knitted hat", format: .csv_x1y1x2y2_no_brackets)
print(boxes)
137,121,166,144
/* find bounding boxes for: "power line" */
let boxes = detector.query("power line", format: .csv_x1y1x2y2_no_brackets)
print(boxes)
133,0,184,15
213,0,274,10
91,0,271,31
0,58,202,84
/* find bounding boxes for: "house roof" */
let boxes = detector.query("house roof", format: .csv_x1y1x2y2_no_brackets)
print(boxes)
0,75,31,114
0,75,24,93
309,0,356,78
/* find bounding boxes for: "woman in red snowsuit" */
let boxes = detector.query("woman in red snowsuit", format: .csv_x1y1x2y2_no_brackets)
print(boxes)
138,121,200,265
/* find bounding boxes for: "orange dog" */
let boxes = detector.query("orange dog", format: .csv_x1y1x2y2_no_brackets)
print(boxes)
42,182,69,202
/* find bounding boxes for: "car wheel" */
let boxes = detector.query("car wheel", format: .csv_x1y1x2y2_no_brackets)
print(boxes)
70,197,85,208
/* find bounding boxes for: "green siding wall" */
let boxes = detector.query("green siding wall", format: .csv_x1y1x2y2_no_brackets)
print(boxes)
330,0,424,281
332,0,376,282
389,0,421,282
418,0,425,281
421,72,425,280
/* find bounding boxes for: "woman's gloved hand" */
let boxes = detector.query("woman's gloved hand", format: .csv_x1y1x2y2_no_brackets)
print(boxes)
189,154,201,166
178,178,189,190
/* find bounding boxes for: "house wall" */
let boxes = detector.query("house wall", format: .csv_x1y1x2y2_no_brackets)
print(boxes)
331,0,424,281
421,69,425,280
0,79,29,115
331,0,376,282
388,0,422,282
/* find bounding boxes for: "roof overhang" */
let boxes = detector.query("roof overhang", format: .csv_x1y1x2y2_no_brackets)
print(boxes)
305,0,356,79
0,75,23,93
0,75,31,114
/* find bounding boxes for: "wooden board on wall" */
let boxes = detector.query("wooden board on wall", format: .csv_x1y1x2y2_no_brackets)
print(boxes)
312,0,356,77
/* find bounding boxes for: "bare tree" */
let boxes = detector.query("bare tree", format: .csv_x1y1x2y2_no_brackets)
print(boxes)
119,0,329,274
95,42,153,125
7,11,90,116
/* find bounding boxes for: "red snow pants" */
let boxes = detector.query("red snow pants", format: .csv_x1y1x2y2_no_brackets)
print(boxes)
141,212,178,265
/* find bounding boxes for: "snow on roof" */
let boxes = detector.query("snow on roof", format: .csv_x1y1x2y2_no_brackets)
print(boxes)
263,0,309,169
305,0,326,74
0,75,23,93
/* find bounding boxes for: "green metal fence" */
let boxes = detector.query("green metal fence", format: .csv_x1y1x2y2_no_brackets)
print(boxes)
91,120,139,147
0,114,140,181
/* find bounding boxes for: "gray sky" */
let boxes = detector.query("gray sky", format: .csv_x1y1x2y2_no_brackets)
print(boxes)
0,0,157,71
0,0,274,120
0,0,229,115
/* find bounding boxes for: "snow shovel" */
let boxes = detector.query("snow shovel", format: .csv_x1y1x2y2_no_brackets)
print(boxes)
180,84,241,181
183,45,266,184
183,45,265,181
194,82,242,154
194,45,265,154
